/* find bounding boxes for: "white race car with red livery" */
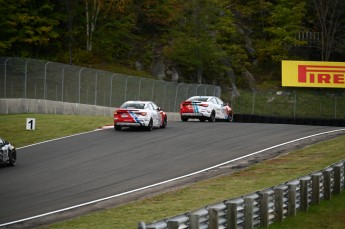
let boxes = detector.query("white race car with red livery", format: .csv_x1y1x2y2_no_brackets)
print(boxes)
180,96,233,122
114,101,167,131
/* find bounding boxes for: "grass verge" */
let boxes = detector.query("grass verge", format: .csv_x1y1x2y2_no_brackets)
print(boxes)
1,114,344,229
0,114,113,147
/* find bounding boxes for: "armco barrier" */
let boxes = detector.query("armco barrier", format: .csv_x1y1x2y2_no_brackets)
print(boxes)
139,160,345,229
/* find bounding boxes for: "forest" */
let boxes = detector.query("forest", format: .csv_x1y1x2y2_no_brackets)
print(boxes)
1,0,345,91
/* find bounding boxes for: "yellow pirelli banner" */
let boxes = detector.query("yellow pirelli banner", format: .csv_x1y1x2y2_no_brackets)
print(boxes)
282,60,345,88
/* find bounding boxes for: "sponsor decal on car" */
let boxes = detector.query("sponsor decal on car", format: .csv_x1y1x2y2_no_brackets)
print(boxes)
128,111,142,125
192,101,199,113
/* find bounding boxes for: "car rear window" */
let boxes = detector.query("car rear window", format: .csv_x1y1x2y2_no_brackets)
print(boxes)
187,97,209,102
121,103,145,109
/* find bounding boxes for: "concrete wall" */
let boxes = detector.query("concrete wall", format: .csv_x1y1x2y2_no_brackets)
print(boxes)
0,98,181,121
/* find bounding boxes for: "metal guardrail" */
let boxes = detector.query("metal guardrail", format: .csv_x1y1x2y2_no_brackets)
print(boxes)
0,57,221,112
139,160,345,229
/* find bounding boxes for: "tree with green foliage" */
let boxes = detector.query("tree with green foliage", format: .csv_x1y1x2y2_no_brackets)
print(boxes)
1,0,345,88
257,0,307,62
128,0,183,69
90,0,137,62
164,0,228,84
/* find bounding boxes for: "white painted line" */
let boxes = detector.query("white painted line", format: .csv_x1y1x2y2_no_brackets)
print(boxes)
2,128,345,227
17,129,105,150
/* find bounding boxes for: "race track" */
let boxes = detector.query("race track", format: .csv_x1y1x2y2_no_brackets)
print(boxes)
0,121,343,227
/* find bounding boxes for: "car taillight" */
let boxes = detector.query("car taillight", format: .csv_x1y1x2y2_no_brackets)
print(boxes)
114,111,124,116
199,104,208,107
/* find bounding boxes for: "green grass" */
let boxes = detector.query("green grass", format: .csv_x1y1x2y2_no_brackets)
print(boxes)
1,114,344,229
0,114,113,147
268,192,345,229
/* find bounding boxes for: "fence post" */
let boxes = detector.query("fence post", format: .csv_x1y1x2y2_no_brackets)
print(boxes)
251,91,256,115
138,221,146,229
300,177,310,211
259,190,270,229
4,57,12,98
94,71,98,105
293,92,297,118
333,163,342,194
109,73,115,107
167,221,179,229
61,66,66,102
323,168,333,200
287,181,298,217
311,172,322,205
78,67,85,104
138,78,144,100
189,214,200,229
151,81,155,101
244,197,254,229
24,59,28,98
227,198,243,229
174,83,183,112
44,61,50,100
343,161,345,189
209,208,218,229
124,76,134,102
274,186,286,223
334,95,337,118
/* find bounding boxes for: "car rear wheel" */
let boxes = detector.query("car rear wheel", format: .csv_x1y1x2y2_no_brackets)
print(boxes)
181,116,188,122
146,118,153,131
114,124,122,131
161,117,167,128
227,113,234,122
209,111,216,122
8,150,16,166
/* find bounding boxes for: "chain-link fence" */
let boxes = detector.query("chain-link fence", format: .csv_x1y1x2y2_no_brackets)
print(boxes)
0,57,221,112
228,89,345,119
1,57,344,119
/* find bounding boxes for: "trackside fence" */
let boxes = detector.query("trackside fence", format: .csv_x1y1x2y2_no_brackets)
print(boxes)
0,57,221,112
139,159,345,229
228,90,345,120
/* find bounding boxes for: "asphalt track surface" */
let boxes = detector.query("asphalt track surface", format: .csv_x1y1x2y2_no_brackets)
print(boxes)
0,121,344,227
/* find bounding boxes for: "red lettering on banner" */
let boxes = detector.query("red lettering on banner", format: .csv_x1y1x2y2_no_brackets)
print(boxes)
334,74,344,84
298,65,345,84
318,74,331,83
298,65,307,82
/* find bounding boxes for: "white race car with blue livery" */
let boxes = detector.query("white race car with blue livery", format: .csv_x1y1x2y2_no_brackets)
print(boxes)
114,101,168,131
180,96,233,122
